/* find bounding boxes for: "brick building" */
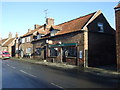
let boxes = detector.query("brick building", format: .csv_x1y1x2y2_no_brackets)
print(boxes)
18,18,54,58
32,10,116,67
114,2,120,71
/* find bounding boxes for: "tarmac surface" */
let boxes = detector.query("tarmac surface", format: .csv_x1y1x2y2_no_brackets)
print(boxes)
2,59,120,88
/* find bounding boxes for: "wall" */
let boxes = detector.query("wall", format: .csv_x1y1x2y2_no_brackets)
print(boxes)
33,31,84,66
19,35,33,58
87,13,116,67
115,7,120,70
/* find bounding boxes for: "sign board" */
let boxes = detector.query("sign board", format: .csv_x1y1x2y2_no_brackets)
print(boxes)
79,51,82,59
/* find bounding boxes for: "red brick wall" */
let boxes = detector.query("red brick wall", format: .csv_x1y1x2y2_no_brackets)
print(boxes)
115,9,120,70
87,13,116,67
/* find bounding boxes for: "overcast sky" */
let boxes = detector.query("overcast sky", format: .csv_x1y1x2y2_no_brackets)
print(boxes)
1,1,118,39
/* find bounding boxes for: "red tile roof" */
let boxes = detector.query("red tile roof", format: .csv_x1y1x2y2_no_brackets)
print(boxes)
56,12,95,35
21,25,43,37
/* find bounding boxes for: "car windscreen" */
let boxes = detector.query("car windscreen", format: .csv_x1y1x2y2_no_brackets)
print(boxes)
3,52,10,54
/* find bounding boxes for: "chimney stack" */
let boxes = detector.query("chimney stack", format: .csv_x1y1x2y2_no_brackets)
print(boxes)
34,24,40,29
28,29,32,32
46,18,54,25
15,32,18,38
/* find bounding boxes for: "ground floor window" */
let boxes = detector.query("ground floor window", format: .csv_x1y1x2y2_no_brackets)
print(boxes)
63,47,77,57
50,48,59,57
26,48,31,54
35,48,43,55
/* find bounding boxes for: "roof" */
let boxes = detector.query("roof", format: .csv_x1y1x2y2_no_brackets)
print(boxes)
115,3,120,9
21,25,44,37
1,38,8,44
22,29,37,37
37,25,51,35
55,12,95,35
50,26,61,30
3,38,15,47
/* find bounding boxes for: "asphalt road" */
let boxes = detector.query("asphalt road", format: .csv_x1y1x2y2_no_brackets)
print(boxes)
1,59,119,89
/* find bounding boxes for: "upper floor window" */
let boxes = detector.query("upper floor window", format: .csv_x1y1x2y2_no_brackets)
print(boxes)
50,30,58,36
22,38,25,43
37,34,41,39
98,22,104,32
26,36,31,42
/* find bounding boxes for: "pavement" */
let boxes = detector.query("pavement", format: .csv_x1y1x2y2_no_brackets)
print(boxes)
11,57,120,79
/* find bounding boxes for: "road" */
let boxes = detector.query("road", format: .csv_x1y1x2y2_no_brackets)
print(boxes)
1,59,119,88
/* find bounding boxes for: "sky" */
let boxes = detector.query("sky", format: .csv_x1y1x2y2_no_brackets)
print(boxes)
0,1,119,39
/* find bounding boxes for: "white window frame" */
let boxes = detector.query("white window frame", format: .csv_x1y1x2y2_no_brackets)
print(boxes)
22,38,25,43
26,36,30,42
98,22,104,32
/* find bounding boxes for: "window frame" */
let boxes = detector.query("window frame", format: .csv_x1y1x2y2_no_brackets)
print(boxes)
98,22,104,32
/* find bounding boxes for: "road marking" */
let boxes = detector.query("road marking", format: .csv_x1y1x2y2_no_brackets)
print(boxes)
19,70,37,78
7,64,10,66
51,83,63,89
11,66,16,69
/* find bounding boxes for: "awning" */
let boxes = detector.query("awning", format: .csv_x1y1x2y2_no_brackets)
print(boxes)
48,43,77,48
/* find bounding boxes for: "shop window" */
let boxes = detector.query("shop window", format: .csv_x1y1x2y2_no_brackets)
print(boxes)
50,48,58,56
63,47,77,57
35,48,42,55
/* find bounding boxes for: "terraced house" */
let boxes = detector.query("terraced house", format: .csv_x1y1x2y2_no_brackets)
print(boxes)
18,18,54,58
32,10,116,67
0,32,18,57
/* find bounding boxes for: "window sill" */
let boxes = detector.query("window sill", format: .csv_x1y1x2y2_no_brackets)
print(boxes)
66,57,76,59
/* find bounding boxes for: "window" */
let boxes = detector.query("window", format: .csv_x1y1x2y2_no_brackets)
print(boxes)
98,22,104,32
63,47,77,57
26,48,31,54
50,30,58,36
26,36,30,42
16,39,18,43
50,48,58,56
37,34,41,39
22,38,25,43
50,31,55,36
35,48,42,55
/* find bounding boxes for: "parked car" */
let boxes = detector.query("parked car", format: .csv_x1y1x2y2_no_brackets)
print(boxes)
0,51,11,59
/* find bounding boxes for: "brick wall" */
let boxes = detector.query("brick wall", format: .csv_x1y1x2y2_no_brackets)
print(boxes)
87,13,116,67
115,7,120,70
33,31,84,65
